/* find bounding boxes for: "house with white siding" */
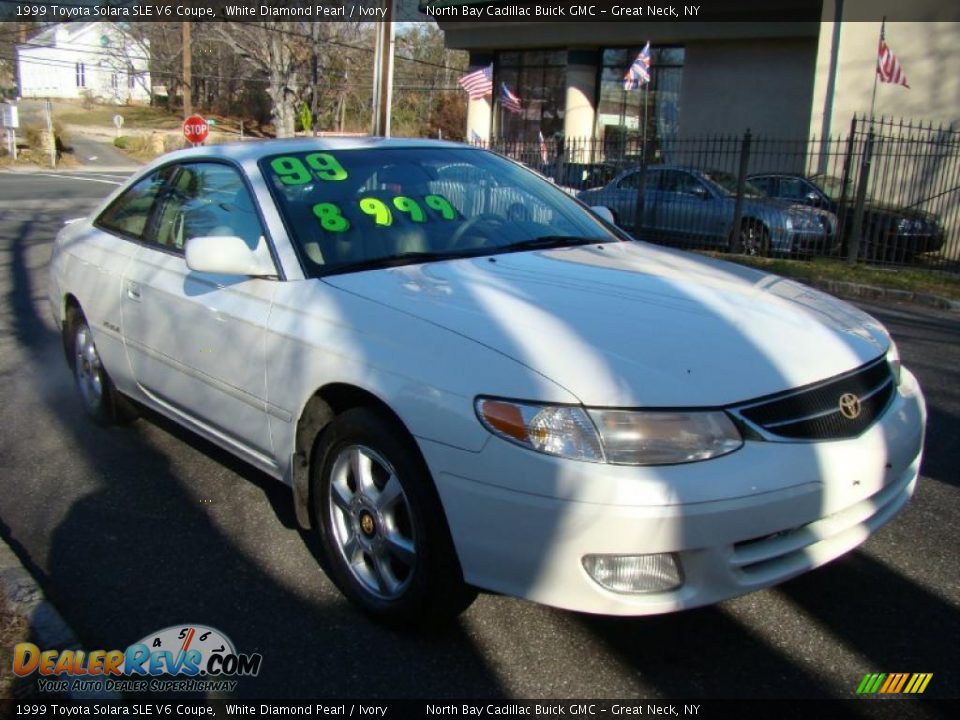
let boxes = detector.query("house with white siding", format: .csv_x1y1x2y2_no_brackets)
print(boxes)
17,22,150,103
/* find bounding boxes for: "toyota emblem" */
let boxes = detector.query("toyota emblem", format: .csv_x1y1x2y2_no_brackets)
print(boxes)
839,392,862,420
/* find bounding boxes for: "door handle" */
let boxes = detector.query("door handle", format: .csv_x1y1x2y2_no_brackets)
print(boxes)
126,282,141,301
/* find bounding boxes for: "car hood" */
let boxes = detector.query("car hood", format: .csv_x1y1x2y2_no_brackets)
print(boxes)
323,242,890,407
860,201,937,223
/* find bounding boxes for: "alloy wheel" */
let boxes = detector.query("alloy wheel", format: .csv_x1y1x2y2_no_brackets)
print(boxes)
327,444,418,600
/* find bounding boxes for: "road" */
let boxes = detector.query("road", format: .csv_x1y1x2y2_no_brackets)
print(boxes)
0,171,957,703
13,99,140,170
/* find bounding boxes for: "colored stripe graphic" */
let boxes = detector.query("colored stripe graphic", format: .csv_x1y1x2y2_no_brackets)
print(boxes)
857,672,932,694
907,673,933,694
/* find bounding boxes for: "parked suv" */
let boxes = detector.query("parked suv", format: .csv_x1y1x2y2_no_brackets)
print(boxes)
578,165,838,256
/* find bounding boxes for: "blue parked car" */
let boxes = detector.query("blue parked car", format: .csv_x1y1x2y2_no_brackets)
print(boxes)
577,165,839,256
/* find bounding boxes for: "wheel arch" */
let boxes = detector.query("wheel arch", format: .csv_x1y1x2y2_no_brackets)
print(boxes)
61,294,83,364
291,382,421,530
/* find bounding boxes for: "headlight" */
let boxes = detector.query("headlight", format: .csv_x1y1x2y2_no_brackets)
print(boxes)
897,217,928,233
887,340,902,386
589,408,743,465
475,398,743,465
785,211,821,232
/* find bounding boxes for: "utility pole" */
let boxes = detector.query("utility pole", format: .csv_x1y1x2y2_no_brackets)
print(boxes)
182,22,192,118
310,23,319,137
370,0,395,137
15,23,28,98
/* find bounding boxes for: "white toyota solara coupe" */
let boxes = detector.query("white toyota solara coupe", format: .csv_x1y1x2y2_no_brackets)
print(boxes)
49,138,926,625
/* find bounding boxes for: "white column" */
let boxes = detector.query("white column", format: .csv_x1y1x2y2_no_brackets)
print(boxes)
466,95,492,143
464,53,494,143
563,50,600,159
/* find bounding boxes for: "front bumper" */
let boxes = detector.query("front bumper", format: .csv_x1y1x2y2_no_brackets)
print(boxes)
422,368,926,615
772,225,839,255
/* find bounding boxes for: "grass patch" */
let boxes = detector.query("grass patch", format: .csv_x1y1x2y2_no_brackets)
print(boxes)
705,254,960,300
56,104,183,130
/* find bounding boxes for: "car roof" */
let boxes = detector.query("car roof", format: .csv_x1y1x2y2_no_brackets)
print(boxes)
154,136,472,166
747,172,808,178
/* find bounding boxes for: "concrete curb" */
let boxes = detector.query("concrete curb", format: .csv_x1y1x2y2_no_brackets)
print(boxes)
0,535,121,700
809,279,960,312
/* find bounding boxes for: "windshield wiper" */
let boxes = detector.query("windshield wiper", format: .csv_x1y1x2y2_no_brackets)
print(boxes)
502,236,612,252
320,250,479,276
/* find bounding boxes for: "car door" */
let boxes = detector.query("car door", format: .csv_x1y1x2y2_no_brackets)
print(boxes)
653,170,723,247
611,170,654,233
74,167,173,397
121,161,278,463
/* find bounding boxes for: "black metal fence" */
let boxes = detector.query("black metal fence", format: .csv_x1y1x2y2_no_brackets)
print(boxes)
479,116,960,271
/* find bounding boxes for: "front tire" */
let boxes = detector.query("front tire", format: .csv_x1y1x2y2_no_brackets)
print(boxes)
740,220,771,257
311,407,475,626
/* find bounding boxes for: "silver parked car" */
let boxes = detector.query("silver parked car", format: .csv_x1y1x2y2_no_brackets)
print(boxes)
578,165,839,256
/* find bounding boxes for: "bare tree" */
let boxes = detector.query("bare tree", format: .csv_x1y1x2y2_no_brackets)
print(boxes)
215,23,308,138
141,22,185,110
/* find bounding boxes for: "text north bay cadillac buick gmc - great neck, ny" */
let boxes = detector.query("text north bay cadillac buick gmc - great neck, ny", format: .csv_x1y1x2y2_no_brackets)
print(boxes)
423,5,697,17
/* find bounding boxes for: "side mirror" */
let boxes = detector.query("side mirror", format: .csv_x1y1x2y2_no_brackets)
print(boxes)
805,191,821,206
590,206,616,224
691,185,710,200
185,235,276,277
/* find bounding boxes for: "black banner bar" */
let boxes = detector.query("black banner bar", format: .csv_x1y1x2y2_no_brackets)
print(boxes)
0,699,956,720
0,1,959,24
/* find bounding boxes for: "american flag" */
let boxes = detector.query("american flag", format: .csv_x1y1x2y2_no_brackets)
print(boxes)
877,22,909,88
458,64,493,99
500,83,523,114
623,42,652,91
538,131,549,163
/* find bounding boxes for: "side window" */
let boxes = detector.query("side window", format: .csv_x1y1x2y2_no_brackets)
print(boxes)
779,177,812,201
657,171,686,193
751,176,776,196
151,163,265,252
674,172,707,196
617,172,643,190
96,168,171,239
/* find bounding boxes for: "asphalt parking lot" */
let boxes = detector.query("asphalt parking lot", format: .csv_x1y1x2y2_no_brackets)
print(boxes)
0,171,957,703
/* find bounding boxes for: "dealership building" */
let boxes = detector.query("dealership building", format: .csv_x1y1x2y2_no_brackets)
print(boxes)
431,0,960,148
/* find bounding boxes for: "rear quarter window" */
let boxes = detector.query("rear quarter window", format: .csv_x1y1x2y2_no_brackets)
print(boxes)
96,167,172,239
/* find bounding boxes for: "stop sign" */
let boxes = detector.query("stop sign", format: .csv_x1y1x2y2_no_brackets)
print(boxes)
183,115,209,145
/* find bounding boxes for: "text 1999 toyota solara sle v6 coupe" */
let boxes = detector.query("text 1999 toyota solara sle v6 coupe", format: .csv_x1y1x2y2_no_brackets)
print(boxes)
49,138,926,626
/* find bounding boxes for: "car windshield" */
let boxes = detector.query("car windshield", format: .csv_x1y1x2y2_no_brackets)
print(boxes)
700,170,764,198
260,146,618,276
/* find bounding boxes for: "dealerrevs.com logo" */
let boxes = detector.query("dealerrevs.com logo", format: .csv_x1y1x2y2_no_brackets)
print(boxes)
13,624,262,694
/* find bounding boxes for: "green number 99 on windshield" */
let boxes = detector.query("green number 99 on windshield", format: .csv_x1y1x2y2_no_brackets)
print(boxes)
305,153,348,181
270,153,348,185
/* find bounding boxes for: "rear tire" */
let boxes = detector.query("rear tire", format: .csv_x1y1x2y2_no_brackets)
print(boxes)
311,407,476,627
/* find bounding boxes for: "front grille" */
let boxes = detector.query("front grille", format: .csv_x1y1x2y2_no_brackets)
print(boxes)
736,358,894,440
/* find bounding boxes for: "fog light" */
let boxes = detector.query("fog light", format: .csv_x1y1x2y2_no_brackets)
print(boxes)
582,553,682,594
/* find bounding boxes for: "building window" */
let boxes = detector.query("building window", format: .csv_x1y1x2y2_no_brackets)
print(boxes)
494,50,566,142
75,63,86,88
111,74,119,90
598,47,684,160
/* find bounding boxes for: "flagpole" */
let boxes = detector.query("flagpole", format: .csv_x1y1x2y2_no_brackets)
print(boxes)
869,16,885,123
642,82,649,161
